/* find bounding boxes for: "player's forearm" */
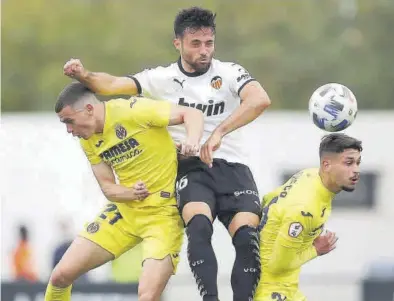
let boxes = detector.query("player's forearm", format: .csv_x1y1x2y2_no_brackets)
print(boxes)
214,95,270,137
77,71,138,96
268,245,318,274
183,108,204,144
101,183,138,202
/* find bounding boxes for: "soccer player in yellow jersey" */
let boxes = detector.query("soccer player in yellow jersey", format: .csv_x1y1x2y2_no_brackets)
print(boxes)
255,133,362,301
45,82,204,301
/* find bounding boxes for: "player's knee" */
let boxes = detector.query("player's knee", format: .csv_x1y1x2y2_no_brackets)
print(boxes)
49,265,75,288
186,214,213,243
233,225,260,251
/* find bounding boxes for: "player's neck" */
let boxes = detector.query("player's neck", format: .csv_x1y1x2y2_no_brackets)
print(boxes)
94,102,106,134
319,169,341,194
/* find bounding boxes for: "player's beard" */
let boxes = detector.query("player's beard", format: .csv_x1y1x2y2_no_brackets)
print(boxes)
183,52,213,73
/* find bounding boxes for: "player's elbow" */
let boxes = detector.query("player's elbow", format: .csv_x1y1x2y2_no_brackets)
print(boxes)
254,93,271,112
100,183,116,199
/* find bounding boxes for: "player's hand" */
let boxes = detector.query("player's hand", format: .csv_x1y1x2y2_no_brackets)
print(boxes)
176,139,200,157
200,131,222,167
313,230,338,256
132,180,150,201
63,58,87,79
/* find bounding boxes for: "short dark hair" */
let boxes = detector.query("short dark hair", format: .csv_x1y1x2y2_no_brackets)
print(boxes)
55,82,94,113
174,7,216,38
319,133,363,158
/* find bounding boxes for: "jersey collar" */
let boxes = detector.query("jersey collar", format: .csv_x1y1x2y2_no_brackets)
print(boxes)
177,57,210,77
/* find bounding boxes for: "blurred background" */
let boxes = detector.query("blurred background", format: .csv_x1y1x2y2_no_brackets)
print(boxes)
1,0,394,300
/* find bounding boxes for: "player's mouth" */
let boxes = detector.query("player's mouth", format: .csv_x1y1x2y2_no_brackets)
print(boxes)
350,175,359,184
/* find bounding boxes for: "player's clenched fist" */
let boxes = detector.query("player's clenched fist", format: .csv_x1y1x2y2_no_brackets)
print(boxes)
313,230,338,256
63,58,86,79
176,140,200,157
132,180,150,201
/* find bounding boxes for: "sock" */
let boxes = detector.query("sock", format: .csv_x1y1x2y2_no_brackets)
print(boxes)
186,214,219,301
231,225,261,301
44,282,72,301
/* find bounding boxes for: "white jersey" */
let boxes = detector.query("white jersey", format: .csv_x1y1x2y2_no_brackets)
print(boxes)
132,58,256,164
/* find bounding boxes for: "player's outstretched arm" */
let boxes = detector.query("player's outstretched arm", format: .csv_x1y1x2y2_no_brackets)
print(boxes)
168,104,204,157
63,58,139,96
90,162,150,202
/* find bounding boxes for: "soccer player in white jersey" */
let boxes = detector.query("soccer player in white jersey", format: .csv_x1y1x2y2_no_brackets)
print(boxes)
63,7,271,301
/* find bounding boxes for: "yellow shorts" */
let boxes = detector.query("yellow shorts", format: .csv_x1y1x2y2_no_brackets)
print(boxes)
254,284,306,301
79,202,184,273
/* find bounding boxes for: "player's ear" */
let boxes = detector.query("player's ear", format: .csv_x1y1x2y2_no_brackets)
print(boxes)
85,103,94,115
173,37,181,51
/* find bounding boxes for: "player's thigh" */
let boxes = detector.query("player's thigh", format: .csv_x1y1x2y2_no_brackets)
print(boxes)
138,255,173,301
51,236,114,286
176,168,216,224
216,161,262,232
139,205,184,274
80,203,142,258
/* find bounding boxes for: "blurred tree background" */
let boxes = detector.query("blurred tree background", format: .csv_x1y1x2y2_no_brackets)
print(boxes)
2,0,393,111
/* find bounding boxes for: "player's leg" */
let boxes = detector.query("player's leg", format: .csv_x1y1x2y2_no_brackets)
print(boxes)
216,162,262,301
176,158,219,301
136,205,184,301
45,235,114,301
45,203,141,301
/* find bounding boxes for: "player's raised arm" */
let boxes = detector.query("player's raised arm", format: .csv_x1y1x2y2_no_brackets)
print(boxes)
63,58,139,96
90,161,150,202
266,211,318,274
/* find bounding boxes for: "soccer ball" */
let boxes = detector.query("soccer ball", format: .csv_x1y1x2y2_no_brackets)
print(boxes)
309,83,358,132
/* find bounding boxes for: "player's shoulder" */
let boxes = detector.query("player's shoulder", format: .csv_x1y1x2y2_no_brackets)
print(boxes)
212,59,248,72
138,61,179,78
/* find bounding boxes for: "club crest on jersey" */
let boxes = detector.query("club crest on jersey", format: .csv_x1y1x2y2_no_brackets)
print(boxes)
86,222,100,234
115,124,127,140
210,76,222,90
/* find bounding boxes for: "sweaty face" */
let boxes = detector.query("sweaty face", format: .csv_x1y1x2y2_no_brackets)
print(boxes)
57,105,95,140
329,149,361,192
176,27,215,73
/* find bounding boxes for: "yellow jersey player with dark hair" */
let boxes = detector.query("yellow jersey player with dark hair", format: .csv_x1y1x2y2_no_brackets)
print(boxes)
45,82,204,301
255,133,363,301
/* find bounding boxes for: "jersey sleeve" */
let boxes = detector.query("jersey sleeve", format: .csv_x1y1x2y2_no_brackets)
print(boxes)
128,97,171,128
266,207,318,274
80,139,102,165
128,67,165,99
226,63,256,96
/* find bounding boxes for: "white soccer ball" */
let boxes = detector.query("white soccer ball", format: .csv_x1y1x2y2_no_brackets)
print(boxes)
308,83,358,132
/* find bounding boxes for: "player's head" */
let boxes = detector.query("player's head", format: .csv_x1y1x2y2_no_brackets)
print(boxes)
173,7,216,73
55,82,100,139
319,133,362,192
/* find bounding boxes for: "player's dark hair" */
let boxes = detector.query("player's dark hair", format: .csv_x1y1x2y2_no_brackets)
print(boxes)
174,7,216,38
319,133,363,158
55,82,95,113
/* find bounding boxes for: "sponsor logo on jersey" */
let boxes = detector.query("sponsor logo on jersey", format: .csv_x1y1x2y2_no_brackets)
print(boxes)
115,124,127,139
99,138,141,165
178,97,225,117
237,73,251,83
210,76,222,90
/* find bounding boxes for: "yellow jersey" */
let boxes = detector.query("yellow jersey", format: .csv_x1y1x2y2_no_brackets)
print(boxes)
259,168,335,287
80,97,177,208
